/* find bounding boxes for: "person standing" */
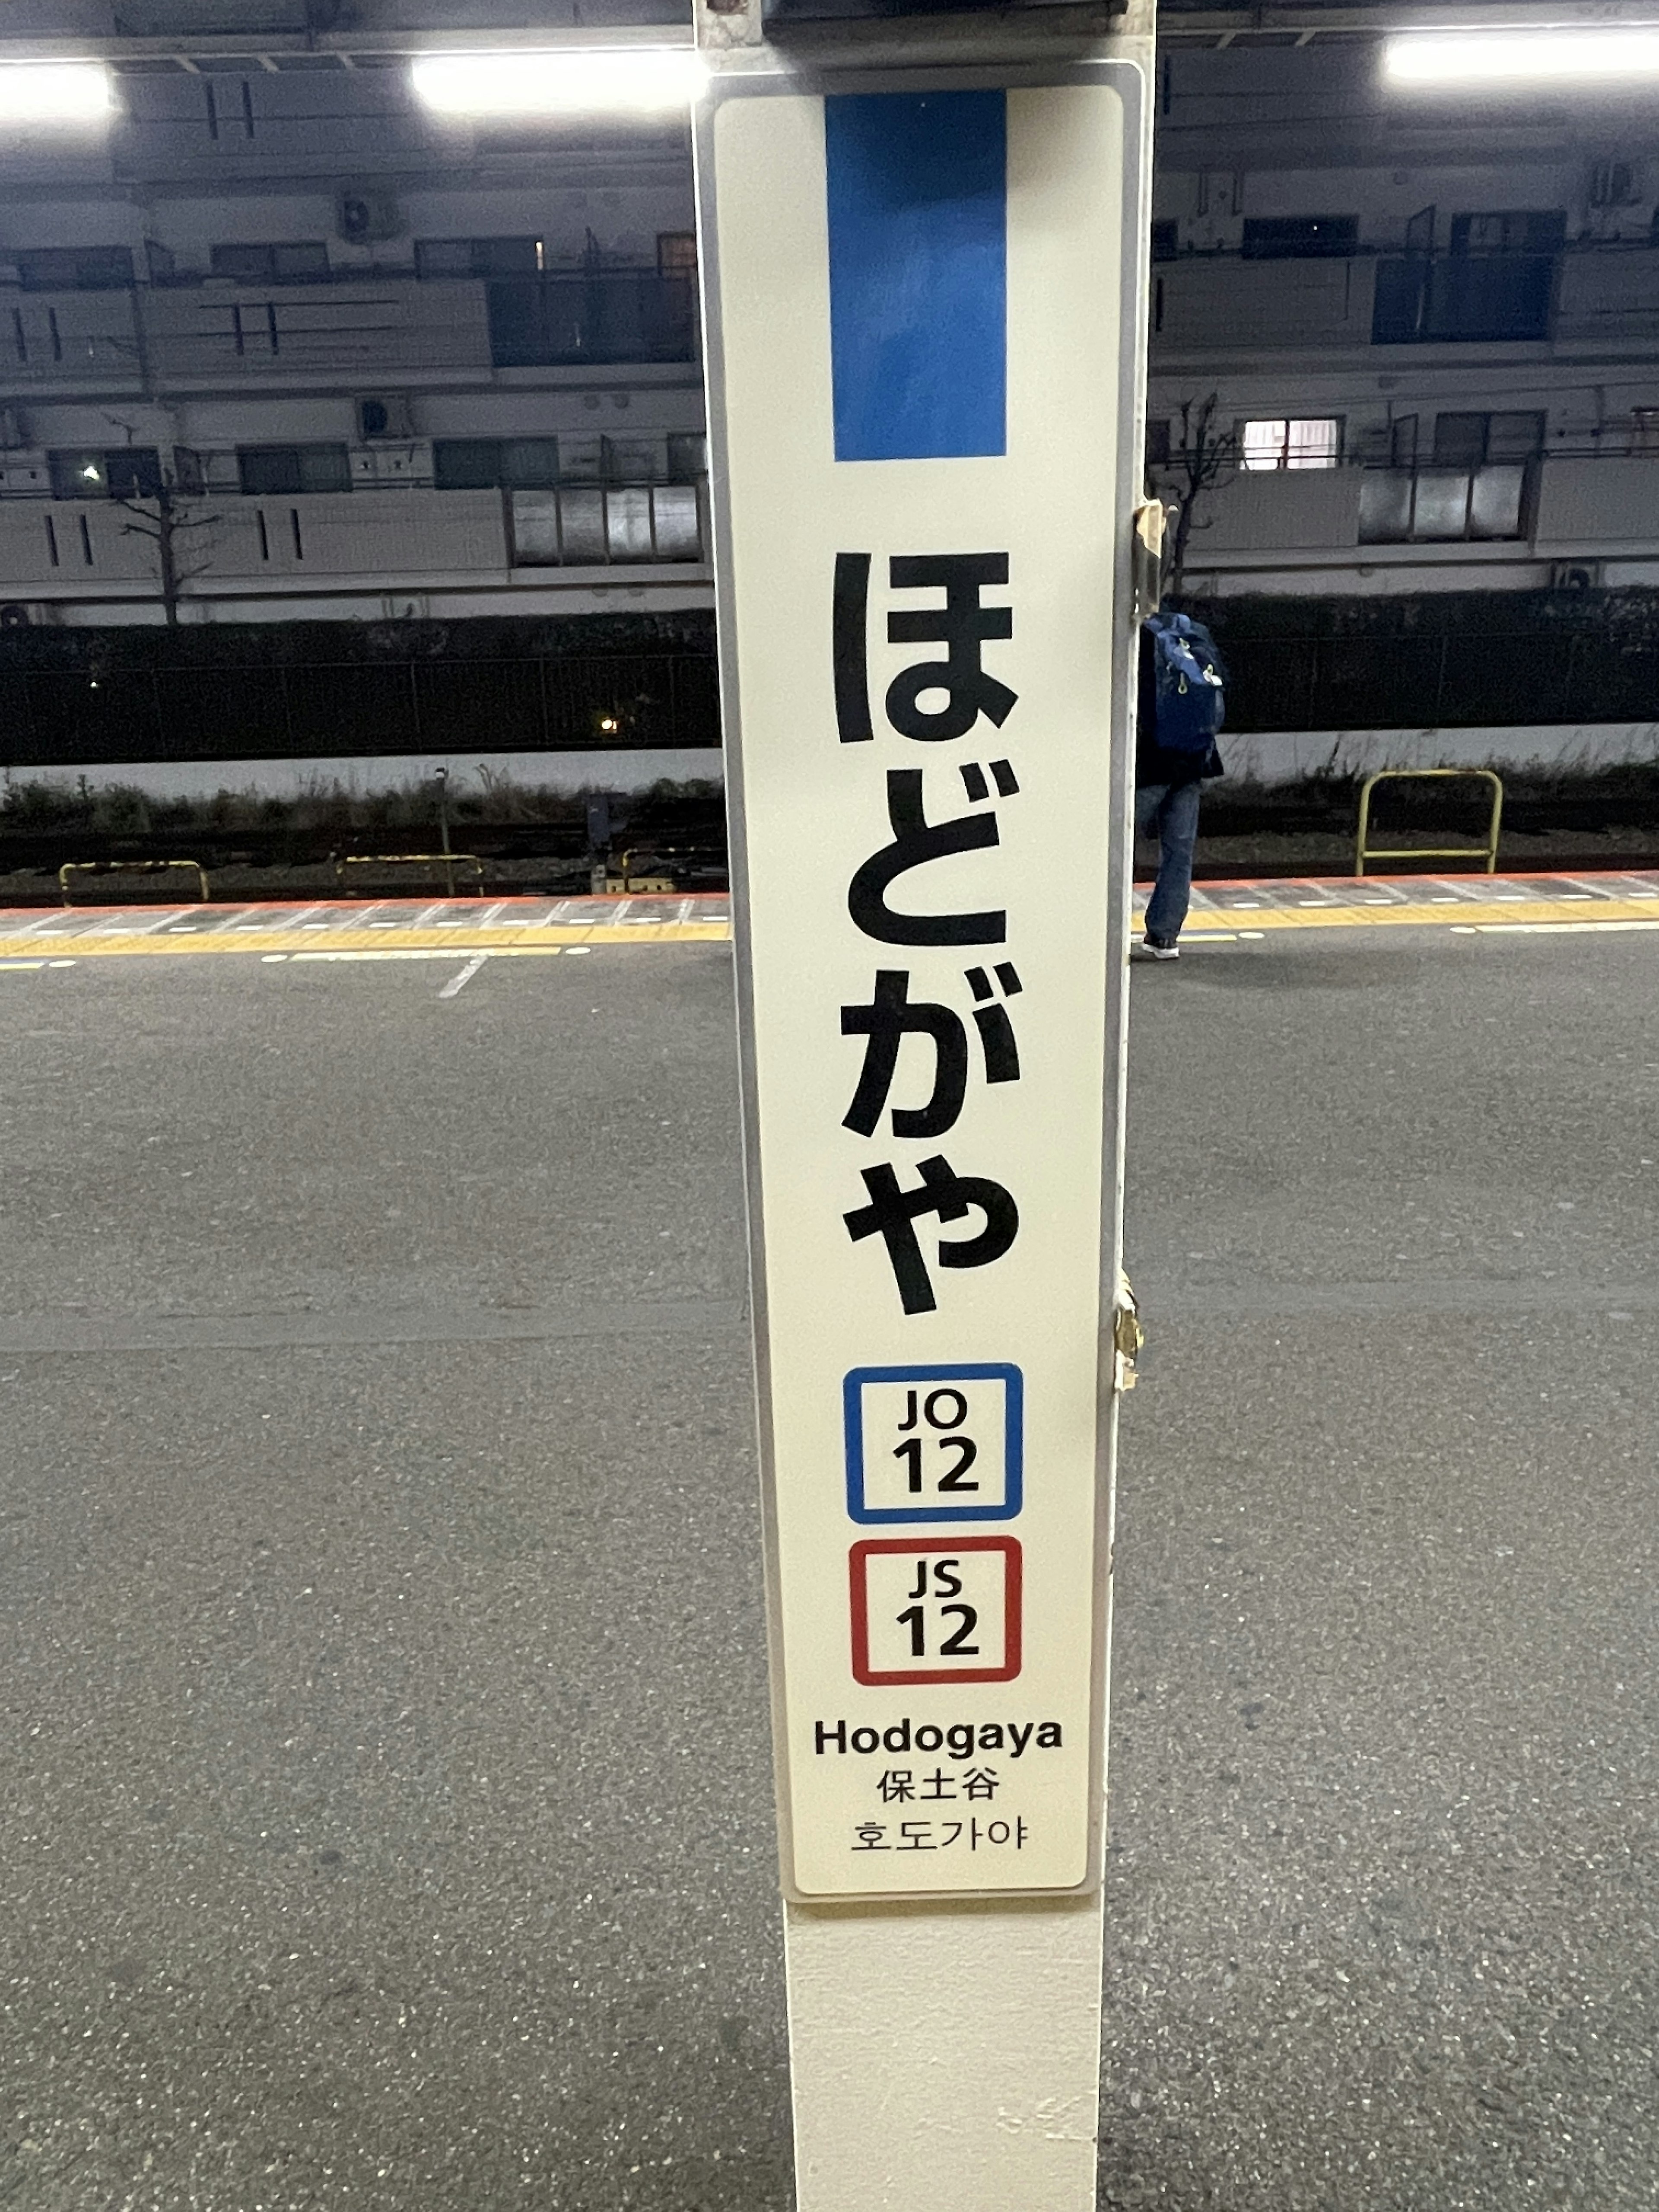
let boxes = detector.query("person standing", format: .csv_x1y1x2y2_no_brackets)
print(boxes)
1134,610,1227,960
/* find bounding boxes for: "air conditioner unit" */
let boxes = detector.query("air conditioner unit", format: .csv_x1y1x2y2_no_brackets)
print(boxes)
336,187,404,245
356,394,415,442
1551,560,1602,591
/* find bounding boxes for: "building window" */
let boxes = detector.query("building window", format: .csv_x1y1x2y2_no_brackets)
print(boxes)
1448,210,1566,256
416,236,541,280
1389,414,1419,469
1360,463,1532,543
486,273,698,368
1431,411,1545,467
510,483,702,567
435,435,704,492
49,448,161,500
1240,215,1357,260
432,438,561,491
1150,219,1178,263
1631,408,1659,455
1373,255,1556,343
667,434,707,480
657,232,698,276
1239,418,1342,471
237,445,351,496
1145,419,1171,469
17,246,135,291
210,242,331,285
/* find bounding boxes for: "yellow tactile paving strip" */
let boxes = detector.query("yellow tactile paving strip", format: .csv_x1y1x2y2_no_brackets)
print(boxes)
0,894,733,963
0,874,1655,964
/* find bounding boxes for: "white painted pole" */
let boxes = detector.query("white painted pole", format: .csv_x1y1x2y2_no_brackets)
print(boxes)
694,6,1153,2201
785,1894,1108,2212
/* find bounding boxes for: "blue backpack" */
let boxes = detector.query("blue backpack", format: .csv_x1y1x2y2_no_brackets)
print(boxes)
1147,612,1226,753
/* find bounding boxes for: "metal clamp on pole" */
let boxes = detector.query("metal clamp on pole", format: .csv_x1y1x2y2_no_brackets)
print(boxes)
1131,500,1166,624
1354,767,1504,877
1112,1272,1144,1394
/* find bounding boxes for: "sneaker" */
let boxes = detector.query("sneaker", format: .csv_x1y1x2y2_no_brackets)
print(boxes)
1135,937,1180,962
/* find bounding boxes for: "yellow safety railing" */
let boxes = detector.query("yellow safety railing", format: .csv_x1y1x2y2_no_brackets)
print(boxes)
603,849,677,894
60,857,209,904
334,851,484,897
1354,768,1504,877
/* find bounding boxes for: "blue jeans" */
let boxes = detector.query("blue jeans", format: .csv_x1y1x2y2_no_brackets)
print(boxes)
1135,781,1201,946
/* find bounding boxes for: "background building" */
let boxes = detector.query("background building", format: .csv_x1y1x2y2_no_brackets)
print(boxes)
0,1,1656,795
1147,11,1659,775
0,0,716,794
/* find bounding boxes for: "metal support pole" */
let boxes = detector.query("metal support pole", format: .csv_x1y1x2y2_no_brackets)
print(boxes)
433,763,454,898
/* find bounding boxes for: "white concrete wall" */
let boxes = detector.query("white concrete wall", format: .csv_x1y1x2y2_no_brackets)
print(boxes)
1534,457,1659,550
1222,721,1659,785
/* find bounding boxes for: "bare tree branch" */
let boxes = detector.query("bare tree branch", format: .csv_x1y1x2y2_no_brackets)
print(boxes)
115,467,220,626
1157,394,1237,604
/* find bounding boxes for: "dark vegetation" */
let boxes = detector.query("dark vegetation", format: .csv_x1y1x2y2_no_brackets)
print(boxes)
0,775,728,902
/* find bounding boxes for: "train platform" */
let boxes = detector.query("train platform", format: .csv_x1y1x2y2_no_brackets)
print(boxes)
0,869,1656,969
0,880,1650,2212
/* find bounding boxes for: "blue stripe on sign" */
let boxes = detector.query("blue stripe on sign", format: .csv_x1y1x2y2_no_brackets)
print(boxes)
824,89,1007,464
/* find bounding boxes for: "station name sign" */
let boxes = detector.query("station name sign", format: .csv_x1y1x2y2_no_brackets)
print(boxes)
699,59,1141,1897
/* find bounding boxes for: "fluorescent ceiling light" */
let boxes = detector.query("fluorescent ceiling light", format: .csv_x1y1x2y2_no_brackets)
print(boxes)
1387,27,1659,84
411,49,704,118
0,63,114,122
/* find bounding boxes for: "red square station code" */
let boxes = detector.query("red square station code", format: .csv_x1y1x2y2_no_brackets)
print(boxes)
849,1538,1022,1685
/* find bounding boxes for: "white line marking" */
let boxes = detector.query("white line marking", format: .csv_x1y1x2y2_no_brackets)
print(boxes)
1476,919,1659,935
288,946,561,964
439,953,487,998
0,959,48,970
121,909,190,936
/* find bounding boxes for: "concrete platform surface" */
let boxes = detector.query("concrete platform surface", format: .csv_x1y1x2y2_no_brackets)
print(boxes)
0,925,1650,2210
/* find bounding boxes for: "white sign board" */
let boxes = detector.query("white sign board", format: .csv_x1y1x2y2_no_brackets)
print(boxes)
699,59,1143,1900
